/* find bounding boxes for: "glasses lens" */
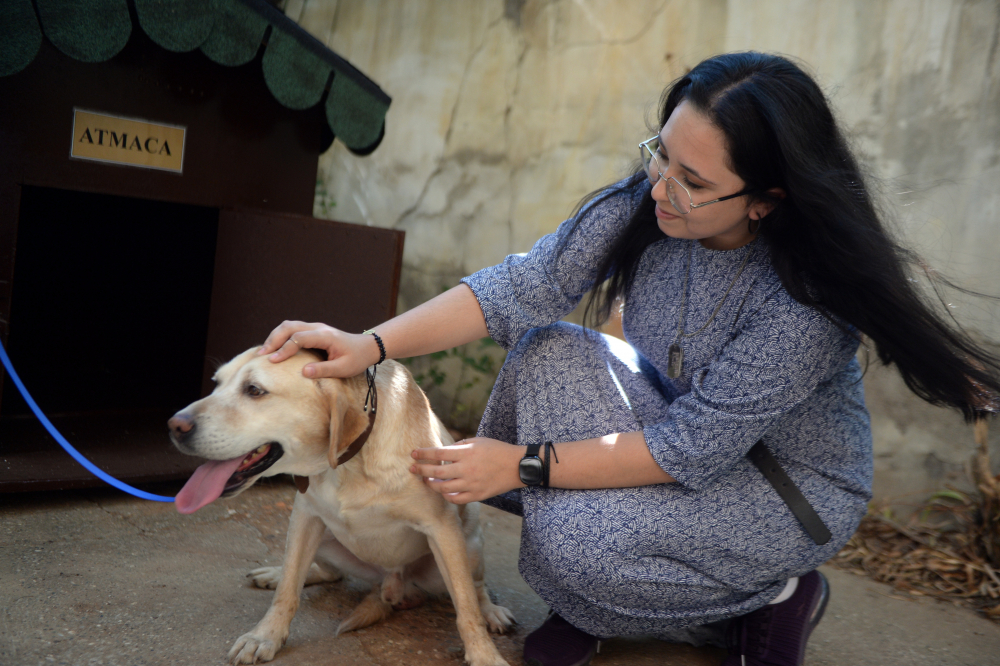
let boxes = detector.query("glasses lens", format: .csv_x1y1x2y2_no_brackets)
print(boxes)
666,178,691,214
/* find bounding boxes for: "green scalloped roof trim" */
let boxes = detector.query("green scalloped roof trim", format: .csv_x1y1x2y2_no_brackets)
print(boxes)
0,0,43,77
200,0,269,67
134,0,215,53
326,72,389,150
35,0,131,63
4,0,391,154
261,27,331,111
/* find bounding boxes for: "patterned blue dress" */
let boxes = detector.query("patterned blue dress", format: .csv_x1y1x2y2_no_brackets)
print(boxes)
460,178,872,642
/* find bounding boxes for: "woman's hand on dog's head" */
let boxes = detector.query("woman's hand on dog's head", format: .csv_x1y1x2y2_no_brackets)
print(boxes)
410,438,524,505
258,320,382,378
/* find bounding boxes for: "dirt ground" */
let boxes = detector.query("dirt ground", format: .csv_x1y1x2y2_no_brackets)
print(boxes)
2,477,1000,666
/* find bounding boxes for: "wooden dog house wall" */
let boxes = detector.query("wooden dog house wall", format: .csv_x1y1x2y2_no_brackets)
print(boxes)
0,0,403,492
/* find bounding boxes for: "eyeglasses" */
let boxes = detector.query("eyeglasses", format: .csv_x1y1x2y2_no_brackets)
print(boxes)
639,136,752,214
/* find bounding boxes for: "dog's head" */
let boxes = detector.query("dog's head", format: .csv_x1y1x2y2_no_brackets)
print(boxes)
168,347,370,514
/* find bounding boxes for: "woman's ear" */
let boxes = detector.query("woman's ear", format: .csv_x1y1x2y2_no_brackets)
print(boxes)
750,187,786,220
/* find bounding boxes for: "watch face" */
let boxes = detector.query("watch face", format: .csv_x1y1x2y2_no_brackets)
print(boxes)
519,457,544,486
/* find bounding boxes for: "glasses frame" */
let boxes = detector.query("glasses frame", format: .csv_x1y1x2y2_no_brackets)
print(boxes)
640,136,753,214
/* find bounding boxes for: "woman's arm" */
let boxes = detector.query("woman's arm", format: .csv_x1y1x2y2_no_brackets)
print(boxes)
410,431,676,505
258,283,487,378
370,283,489,358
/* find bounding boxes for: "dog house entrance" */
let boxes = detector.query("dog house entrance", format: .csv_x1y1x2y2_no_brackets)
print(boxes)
0,185,219,487
0,187,405,493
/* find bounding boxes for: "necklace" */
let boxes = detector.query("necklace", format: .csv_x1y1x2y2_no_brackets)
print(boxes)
666,239,757,379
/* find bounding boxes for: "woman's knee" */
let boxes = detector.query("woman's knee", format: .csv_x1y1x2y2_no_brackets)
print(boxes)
512,322,602,367
523,491,621,574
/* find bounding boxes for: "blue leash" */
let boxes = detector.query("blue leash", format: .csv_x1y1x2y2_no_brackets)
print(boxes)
0,338,175,503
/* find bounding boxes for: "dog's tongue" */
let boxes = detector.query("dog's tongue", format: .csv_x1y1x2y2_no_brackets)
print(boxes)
175,457,245,514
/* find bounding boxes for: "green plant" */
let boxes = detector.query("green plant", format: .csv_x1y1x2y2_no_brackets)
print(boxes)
314,177,337,219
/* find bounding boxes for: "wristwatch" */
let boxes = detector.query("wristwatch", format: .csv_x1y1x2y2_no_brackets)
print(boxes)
518,443,545,486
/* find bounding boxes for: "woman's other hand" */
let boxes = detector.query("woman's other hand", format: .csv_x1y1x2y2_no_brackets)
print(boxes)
257,320,381,378
410,438,524,504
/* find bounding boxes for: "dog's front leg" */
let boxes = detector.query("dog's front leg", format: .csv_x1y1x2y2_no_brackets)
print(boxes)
422,518,510,666
229,497,325,664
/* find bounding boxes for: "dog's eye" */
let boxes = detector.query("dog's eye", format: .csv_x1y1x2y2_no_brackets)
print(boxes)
245,384,267,398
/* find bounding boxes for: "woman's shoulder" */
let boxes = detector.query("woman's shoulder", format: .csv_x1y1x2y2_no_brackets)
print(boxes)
574,174,649,221
551,174,649,251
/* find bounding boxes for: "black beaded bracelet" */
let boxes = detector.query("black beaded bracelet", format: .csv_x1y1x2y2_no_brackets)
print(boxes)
542,440,558,488
363,329,386,365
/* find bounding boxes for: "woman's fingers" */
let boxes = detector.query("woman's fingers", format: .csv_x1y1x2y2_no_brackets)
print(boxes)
259,323,351,373
427,483,475,505
259,321,325,362
409,439,522,505
258,320,308,355
300,336,374,378
272,330,316,362
258,321,384,379
410,446,468,495
409,462,459,480
421,476,474,503
442,493,475,504
418,473,470,502
411,444,469,463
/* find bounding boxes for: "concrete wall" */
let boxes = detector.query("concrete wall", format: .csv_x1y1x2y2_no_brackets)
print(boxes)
292,0,1000,504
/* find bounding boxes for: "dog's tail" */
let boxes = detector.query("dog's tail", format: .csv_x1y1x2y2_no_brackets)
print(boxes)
336,589,393,635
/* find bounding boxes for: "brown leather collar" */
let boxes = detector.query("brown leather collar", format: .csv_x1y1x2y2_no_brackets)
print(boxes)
293,408,376,494
337,409,377,466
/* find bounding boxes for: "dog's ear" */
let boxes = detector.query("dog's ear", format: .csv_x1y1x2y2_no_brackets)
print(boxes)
327,384,371,470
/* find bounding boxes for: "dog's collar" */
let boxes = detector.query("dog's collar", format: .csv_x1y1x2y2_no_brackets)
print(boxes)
293,408,376,494
337,409,377,466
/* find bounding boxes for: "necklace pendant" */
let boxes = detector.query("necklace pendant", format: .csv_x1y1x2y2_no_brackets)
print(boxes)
667,343,684,378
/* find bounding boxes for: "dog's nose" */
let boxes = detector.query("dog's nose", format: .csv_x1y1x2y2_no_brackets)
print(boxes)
168,412,195,440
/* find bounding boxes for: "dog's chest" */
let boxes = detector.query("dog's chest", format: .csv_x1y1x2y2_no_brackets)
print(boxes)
303,477,431,568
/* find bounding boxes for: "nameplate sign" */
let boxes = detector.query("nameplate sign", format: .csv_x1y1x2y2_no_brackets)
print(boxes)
71,109,186,174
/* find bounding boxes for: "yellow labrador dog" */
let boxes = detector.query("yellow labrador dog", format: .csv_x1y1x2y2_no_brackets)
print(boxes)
168,348,514,666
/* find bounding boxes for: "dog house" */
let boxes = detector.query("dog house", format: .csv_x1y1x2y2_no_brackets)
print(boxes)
0,0,404,492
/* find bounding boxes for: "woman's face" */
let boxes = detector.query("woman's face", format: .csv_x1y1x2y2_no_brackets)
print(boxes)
650,100,771,250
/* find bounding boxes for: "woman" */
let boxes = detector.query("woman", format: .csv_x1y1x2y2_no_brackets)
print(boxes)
259,52,1000,666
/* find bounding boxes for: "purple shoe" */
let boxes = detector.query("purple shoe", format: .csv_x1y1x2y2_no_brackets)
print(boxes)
724,570,829,666
523,611,600,666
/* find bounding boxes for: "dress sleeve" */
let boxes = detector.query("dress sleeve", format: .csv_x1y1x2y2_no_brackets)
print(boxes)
642,292,860,491
461,178,645,350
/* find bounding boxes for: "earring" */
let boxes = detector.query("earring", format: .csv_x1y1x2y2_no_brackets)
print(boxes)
748,216,761,234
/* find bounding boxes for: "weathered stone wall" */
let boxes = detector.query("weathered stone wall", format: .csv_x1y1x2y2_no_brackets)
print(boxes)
293,0,1000,503
724,0,1000,506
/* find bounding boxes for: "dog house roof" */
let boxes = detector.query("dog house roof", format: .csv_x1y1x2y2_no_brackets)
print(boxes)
0,0,391,154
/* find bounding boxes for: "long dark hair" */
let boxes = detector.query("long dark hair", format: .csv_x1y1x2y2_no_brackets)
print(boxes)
576,51,1000,421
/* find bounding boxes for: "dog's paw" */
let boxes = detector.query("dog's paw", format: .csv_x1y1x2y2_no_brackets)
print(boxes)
481,602,516,634
249,564,341,589
247,567,282,590
472,658,511,666
228,630,284,664
465,645,511,666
